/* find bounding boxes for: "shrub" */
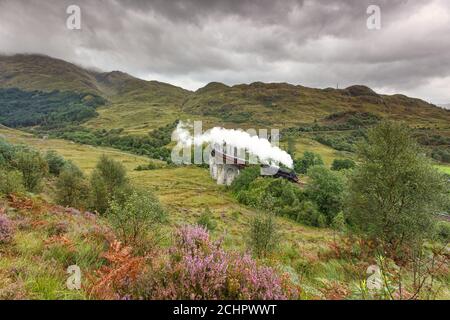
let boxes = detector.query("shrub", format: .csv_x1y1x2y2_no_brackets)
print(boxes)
89,155,128,213
55,163,89,208
134,162,162,171
331,159,356,171
305,166,345,224
133,225,298,300
248,212,279,258
346,121,447,251
0,213,13,244
14,149,48,192
435,221,450,243
45,150,67,176
108,189,166,250
0,169,25,195
293,200,322,226
0,139,16,168
197,207,217,231
230,166,261,193
294,151,324,174
332,212,347,232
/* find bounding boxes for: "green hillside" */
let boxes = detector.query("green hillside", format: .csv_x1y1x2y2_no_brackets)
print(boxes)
2,54,450,135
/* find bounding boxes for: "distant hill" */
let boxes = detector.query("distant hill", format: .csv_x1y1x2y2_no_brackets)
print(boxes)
0,54,190,100
1,54,450,133
439,103,450,110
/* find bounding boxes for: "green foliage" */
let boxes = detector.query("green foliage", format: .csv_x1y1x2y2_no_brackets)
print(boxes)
108,189,166,249
48,121,177,162
14,149,48,192
287,135,296,159
305,166,345,224
248,212,279,258
314,130,367,152
0,88,104,128
294,151,324,174
332,212,347,232
230,166,261,193
134,162,162,171
0,169,25,195
0,138,16,168
292,200,325,227
55,163,89,208
45,150,67,176
346,121,447,249
331,159,356,171
434,221,450,243
197,208,217,231
89,155,128,214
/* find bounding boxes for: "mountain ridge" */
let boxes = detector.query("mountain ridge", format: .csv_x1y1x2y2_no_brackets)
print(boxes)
1,54,449,133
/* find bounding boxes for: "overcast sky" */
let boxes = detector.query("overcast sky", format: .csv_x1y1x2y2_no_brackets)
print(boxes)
0,0,449,104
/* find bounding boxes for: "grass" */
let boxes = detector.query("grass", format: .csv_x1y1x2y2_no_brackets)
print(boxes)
436,164,450,175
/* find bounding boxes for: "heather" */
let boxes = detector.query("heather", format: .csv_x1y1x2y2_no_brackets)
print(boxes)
127,225,299,300
0,211,13,243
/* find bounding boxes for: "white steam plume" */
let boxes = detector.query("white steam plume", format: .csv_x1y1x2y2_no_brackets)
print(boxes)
173,121,293,168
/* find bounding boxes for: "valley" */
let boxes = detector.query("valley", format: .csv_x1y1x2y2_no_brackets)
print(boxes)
0,54,449,300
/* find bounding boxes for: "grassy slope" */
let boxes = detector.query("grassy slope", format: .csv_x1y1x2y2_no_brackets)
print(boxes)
2,125,358,299
0,125,335,255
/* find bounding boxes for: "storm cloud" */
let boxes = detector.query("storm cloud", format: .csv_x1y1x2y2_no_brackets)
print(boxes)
0,0,449,103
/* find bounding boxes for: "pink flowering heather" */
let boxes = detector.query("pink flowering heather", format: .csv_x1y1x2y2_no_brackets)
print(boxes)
142,225,298,300
0,213,13,244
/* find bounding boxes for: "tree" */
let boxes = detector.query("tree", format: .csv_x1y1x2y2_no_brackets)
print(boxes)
56,163,89,208
89,155,128,213
294,151,324,174
45,150,67,176
345,121,447,251
230,166,260,193
14,149,48,192
331,159,356,171
305,165,345,224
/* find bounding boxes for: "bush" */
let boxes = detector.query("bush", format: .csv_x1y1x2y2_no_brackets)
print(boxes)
248,212,279,258
294,200,324,227
230,166,261,193
134,162,162,171
0,213,13,244
14,149,48,192
45,150,67,176
435,221,450,243
197,208,217,231
133,225,298,300
89,155,128,213
332,212,347,232
0,169,25,195
0,139,16,168
55,163,89,208
294,151,324,174
108,189,166,250
331,159,356,171
305,166,345,224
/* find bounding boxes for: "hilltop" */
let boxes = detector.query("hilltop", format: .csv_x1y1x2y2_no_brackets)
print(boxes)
1,54,449,134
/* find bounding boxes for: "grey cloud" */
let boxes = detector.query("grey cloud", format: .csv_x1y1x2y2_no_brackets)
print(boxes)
0,0,449,103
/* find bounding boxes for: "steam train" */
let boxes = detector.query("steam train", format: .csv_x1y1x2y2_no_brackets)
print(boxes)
211,148,300,184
